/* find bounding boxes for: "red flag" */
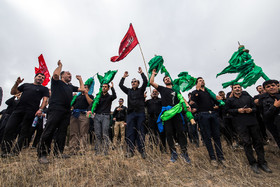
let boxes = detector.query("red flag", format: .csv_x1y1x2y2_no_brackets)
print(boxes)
35,54,50,86
111,23,139,62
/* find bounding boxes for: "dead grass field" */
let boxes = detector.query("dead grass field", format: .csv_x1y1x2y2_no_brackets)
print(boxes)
0,140,280,187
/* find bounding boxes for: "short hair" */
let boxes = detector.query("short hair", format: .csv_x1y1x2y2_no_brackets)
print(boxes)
195,77,203,85
263,79,279,88
256,85,262,90
218,91,225,94
163,75,169,82
119,98,124,101
132,78,140,84
35,73,45,78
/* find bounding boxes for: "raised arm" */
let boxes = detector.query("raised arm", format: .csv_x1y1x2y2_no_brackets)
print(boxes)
11,77,24,95
76,75,85,92
119,71,129,94
110,82,117,100
149,69,158,89
138,67,148,91
53,60,62,80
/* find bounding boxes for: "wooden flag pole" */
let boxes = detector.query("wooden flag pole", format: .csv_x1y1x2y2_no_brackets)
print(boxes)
138,43,151,93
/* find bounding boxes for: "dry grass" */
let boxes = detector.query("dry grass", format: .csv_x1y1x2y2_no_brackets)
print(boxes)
0,139,280,187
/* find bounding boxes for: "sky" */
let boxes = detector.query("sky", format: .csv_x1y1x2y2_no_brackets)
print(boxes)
0,0,279,110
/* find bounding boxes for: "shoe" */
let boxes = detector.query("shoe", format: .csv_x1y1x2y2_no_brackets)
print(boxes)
219,159,229,168
141,152,147,159
56,154,70,159
180,153,191,164
170,152,178,163
38,156,49,164
250,163,260,174
210,159,219,167
259,164,272,173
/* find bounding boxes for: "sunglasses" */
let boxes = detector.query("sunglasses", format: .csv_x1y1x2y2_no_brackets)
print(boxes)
131,80,137,83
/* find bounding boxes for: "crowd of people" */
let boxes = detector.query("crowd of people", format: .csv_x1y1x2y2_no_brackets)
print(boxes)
0,60,279,175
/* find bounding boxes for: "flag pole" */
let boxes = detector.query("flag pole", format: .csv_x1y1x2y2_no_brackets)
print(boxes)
138,43,151,93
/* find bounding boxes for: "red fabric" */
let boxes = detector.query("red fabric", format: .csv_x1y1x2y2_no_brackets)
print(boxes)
35,54,50,86
111,23,139,62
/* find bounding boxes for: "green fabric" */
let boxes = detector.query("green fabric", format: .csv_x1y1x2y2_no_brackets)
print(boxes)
147,55,194,121
217,46,269,88
91,70,118,113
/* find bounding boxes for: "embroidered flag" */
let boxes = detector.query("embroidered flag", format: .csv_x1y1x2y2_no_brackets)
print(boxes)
35,54,50,86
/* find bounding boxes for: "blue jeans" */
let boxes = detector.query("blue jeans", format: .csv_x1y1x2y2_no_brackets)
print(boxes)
198,112,224,160
126,112,146,154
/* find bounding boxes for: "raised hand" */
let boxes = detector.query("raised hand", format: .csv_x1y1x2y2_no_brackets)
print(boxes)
138,67,143,74
16,77,24,85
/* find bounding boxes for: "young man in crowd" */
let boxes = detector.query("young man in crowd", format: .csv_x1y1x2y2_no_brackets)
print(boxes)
1,73,49,157
191,77,226,167
37,60,84,164
226,83,272,174
119,67,147,159
149,69,191,163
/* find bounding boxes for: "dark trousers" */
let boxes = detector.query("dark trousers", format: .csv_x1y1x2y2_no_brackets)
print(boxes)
164,113,187,154
236,123,266,165
29,119,44,148
198,112,224,160
126,112,146,154
266,120,280,149
187,121,199,144
37,110,70,157
0,113,11,144
1,110,35,154
147,114,166,152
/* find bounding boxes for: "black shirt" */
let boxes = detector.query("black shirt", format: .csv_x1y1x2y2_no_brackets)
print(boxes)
119,73,147,114
5,96,20,114
225,93,257,126
157,86,179,107
95,87,116,114
72,94,94,110
16,83,49,112
146,97,162,115
261,92,280,123
191,89,217,112
48,78,79,111
112,105,127,121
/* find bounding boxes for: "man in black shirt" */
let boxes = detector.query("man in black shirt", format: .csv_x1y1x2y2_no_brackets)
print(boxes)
119,67,147,159
150,69,191,163
91,82,116,155
253,85,268,143
226,84,272,174
261,80,280,149
37,60,84,164
112,98,127,149
0,93,21,145
1,73,49,157
69,84,93,155
191,77,225,167
145,89,166,152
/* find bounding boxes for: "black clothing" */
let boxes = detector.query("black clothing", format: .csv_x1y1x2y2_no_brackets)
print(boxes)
38,77,79,157
157,86,179,107
112,105,127,121
5,96,20,115
48,78,78,112
156,86,187,154
261,92,280,148
145,97,162,115
16,83,49,112
95,87,116,114
226,93,266,165
1,83,48,154
191,89,218,112
119,73,148,114
72,94,94,110
226,90,250,99
226,94,257,126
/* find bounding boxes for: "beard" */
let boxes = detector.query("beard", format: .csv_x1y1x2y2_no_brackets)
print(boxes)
165,82,172,86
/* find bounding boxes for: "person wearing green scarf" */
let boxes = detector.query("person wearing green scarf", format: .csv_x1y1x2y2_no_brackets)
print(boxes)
150,69,191,163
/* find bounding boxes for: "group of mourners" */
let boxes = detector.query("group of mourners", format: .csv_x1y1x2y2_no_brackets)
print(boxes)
0,60,279,175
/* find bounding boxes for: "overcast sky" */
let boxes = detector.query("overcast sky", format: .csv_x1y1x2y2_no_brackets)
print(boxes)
0,0,279,110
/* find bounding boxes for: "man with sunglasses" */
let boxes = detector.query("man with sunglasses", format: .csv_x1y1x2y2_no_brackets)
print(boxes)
119,67,148,159
112,98,127,149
